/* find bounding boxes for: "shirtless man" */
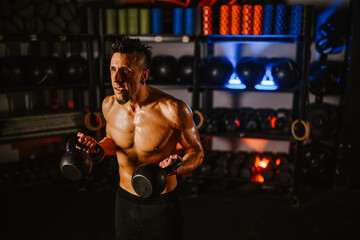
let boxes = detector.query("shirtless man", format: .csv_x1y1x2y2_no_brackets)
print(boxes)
76,37,203,240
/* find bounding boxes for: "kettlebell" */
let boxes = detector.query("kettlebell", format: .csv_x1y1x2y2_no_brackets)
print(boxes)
60,136,105,181
307,103,337,140
131,158,182,198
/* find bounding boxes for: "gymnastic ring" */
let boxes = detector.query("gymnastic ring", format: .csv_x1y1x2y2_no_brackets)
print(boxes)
193,110,205,130
84,112,105,132
291,119,310,141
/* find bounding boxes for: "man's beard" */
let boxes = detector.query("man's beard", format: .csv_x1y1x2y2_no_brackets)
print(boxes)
116,96,130,105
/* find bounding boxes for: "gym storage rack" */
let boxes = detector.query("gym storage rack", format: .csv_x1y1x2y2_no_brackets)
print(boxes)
193,4,314,202
0,32,95,141
92,5,199,102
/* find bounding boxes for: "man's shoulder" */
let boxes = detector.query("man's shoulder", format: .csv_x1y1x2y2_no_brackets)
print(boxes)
102,95,116,116
150,87,185,109
103,95,116,105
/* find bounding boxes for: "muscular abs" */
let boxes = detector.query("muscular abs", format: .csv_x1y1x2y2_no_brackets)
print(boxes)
105,96,180,195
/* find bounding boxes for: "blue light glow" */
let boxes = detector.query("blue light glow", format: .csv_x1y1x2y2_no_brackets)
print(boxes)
229,79,241,84
224,73,246,89
254,64,278,90
255,83,278,90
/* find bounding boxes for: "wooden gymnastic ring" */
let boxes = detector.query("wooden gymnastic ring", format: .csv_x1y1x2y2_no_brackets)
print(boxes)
291,119,310,141
84,112,105,132
193,110,205,130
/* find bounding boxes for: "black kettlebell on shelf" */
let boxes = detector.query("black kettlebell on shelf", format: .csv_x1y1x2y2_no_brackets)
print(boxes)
309,61,343,96
307,103,338,140
255,108,276,131
63,55,88,83
131,157,182,198
275,108,292,134
1,56,26,86
59,136,105,181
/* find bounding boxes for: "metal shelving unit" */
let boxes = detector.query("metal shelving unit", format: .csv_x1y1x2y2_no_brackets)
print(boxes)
192,6,315,200
0,32,95,142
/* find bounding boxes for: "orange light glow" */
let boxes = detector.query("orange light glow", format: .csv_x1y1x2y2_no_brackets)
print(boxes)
68,101,74,109
241,138,270,152
236,119,240,128
271,116,277,129
276,158,281,166
254,156,270,170
251,173,264,183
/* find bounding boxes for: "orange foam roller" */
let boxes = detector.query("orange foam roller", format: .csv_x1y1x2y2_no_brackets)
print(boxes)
241,4,253,35
220,5,230,35
203,6,213,35
231,5,241,35
253,5,263,35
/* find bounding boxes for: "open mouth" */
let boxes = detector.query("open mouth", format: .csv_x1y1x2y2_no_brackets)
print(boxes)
114,86,126,93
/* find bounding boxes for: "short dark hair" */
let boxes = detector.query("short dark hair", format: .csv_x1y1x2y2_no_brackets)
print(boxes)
111,37,152,70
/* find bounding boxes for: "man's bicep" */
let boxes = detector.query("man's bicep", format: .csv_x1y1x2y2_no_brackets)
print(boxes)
178,107,203,152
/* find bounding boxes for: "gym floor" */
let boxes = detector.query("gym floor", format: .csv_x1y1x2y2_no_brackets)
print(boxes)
2,176,360,240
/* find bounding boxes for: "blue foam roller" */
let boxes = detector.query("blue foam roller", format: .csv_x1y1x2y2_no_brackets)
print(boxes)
262,4,274,34
152,8,163,34
289,4,303,35
185,8,195,34
173,8,184,34
274,4,287,34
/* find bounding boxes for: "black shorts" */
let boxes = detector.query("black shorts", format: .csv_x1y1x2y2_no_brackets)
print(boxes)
115,186,183,240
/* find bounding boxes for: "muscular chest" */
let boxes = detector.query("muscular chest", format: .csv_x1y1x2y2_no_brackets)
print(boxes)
107,109,176,153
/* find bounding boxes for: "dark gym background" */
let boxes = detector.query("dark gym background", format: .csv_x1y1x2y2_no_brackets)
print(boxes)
1,0,360,240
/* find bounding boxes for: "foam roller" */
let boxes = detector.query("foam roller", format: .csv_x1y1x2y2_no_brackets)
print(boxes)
105,9,116,34
140,8,150,35
117,8,127,34
127,8,138,35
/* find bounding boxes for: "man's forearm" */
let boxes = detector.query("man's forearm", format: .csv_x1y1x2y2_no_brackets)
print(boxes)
98,136,117,156
176,149,203,175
